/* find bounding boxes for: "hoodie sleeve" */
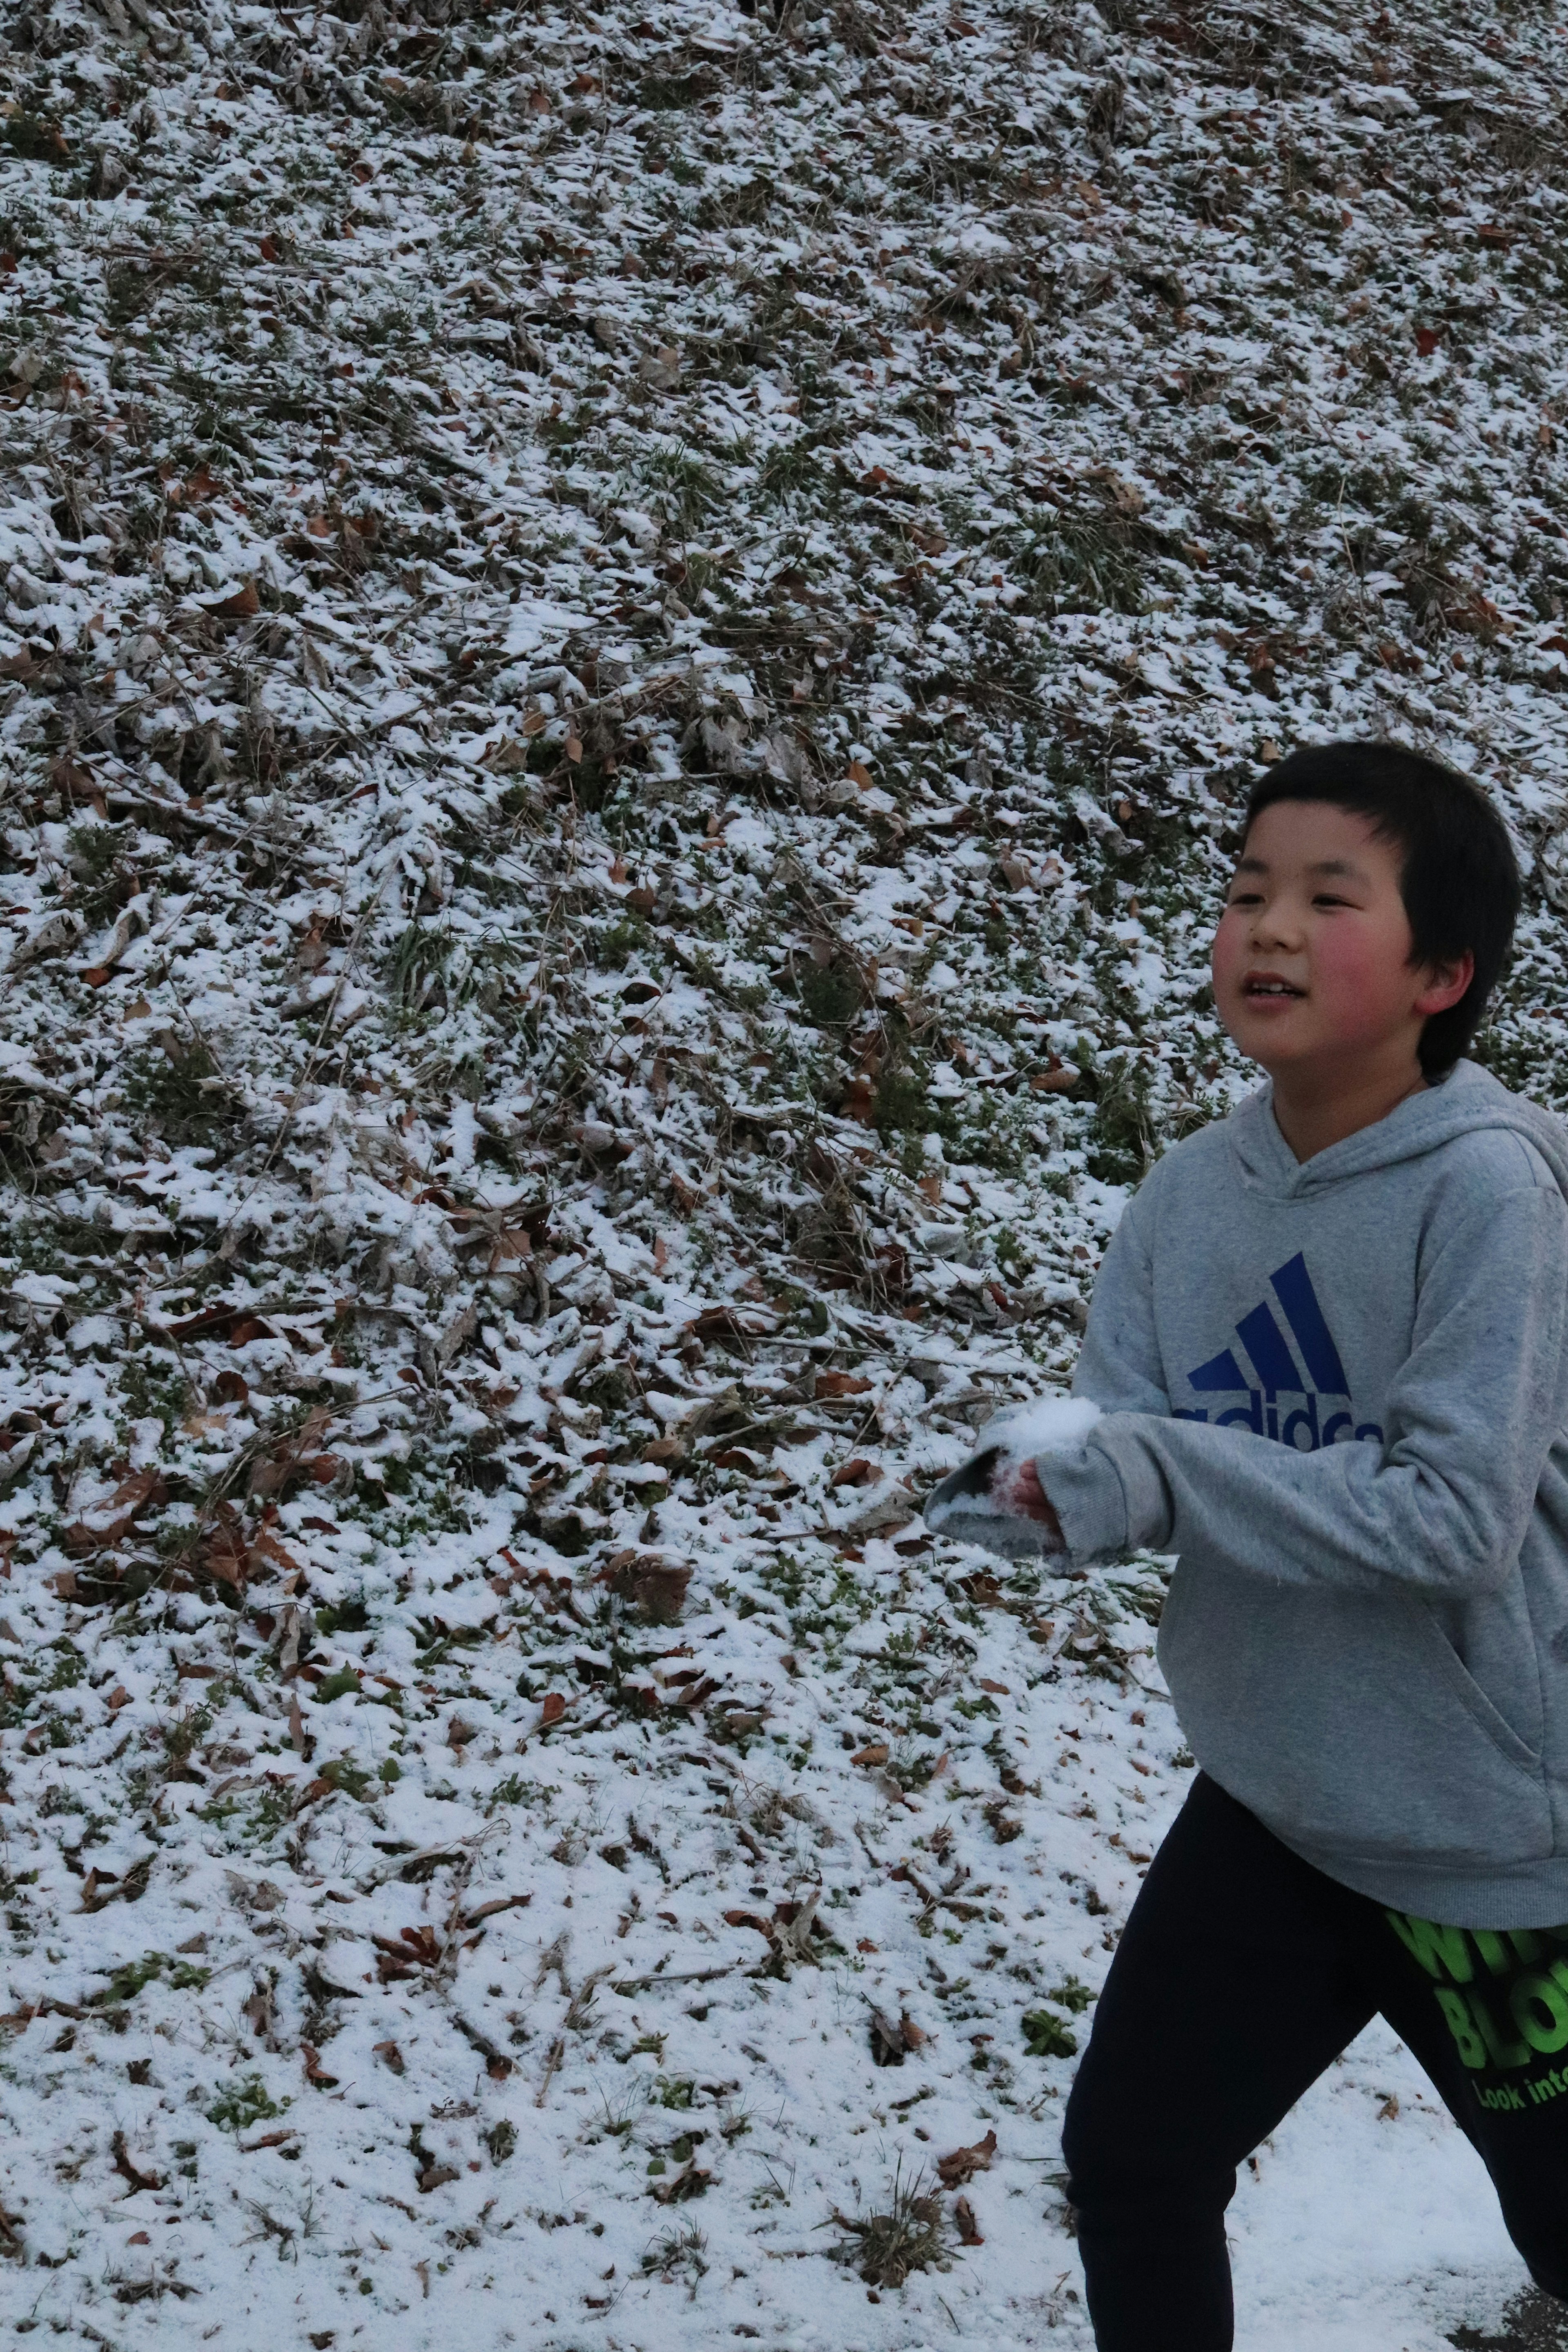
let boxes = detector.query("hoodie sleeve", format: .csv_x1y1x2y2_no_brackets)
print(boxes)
1045,1180,1568,1600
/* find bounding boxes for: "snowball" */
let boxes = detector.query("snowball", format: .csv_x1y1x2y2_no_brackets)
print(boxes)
982,1394,1101,1459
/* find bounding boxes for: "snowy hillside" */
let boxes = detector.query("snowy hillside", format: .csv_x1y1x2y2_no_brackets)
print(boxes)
2,0,1568,2344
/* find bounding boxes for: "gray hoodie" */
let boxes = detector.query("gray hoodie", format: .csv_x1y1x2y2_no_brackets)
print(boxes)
952,1061,1568,1927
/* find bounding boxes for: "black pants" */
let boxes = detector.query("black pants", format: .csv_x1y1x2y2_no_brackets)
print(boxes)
1061,1774,1568,2350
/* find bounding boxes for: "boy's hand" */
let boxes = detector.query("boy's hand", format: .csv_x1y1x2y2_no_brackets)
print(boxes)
994,1457,1066,1550
924,1444,1069,1560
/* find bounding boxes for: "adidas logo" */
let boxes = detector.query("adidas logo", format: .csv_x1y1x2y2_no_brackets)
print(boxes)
1176,1252,1383,1452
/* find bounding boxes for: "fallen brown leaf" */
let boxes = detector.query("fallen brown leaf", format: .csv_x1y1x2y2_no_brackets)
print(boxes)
649,2163,712,2204
64,1466,167,1554
462,1894,532,1927
606,1554,692,1625
870,2007,918,2066
111,2130,162,2196
937,2127,997,2187
830,1457,884,1488
204,579,261,619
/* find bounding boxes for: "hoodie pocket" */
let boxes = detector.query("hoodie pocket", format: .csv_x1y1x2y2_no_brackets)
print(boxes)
1157,1569,1553,1866
1414,1605,1543,1771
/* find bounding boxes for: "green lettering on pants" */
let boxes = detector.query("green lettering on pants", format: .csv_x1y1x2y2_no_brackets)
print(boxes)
1512,1972,1568,2056
1434,1986,1488,2069
1470,1987,1532,2070
1385,1910,1474,1984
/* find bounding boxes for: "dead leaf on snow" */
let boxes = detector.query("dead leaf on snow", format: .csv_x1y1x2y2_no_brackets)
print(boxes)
111,2131,162,2197
936,2128,996,2187
301,2043,340,2088
202,579,261,620
871,2007,925,2066
64,1466,166,1554
830,1457,884,1488
603,1552,692,1624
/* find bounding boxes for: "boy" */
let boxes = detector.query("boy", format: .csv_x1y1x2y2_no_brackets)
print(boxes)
927,740,1568,2348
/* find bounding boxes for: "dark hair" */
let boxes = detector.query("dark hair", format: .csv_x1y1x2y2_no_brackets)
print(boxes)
1243,739,1521,1078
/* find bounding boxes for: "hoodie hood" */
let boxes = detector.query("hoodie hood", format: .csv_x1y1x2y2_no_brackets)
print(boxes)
1229,1058,1568,1203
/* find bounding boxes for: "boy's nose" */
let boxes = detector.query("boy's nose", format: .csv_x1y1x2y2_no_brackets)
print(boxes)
1250,903,1303,952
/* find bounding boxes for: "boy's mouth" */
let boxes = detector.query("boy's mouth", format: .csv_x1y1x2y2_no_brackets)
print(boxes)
1242,972,1305,999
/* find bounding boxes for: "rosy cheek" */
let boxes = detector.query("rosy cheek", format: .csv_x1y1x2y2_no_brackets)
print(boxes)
1209,922,1243,990
1311,931,1407,1020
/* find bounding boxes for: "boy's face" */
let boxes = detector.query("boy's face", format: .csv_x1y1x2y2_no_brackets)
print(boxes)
1211,799,1470,1083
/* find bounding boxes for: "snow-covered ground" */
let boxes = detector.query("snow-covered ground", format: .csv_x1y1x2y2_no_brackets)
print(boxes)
3,0,1568,2343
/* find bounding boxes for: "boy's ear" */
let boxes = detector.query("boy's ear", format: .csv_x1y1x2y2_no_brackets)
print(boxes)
1413,950,1474,1018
